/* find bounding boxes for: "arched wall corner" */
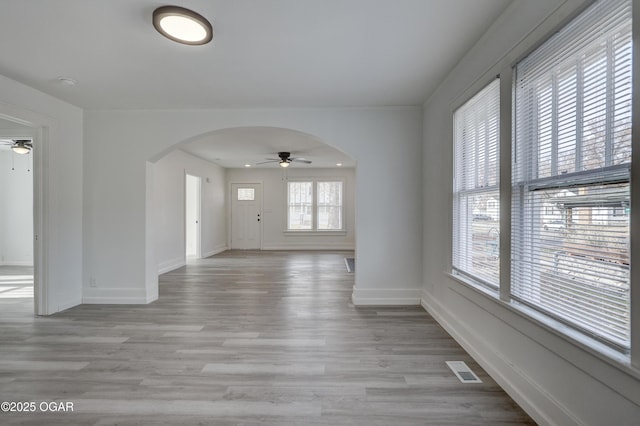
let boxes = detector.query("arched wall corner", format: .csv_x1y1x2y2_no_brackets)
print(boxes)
144,125,358,302
84,107,422,306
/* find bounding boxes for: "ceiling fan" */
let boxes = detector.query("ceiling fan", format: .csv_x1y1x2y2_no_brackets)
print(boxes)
257,152,312,168
0,139,32,154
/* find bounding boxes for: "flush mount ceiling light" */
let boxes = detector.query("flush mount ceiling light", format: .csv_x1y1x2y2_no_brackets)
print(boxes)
153,6,213,45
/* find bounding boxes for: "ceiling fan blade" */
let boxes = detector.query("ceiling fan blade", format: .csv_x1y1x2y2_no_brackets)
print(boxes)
291,159,312,164
0,139,14,145
255,159,279,165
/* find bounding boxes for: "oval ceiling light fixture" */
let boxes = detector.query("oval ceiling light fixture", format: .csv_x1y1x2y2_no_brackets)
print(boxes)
11,140,32,155
153,6,213,45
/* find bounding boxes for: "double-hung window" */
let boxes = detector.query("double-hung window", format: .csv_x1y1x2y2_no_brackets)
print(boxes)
512,0,632,349
452,0,634,353
287,179,344,231
317,181,343,230
288,181,313,230
452,79,500,287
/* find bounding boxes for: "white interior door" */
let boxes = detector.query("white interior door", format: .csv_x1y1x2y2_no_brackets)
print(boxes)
231,183,262,249
185,174,201,259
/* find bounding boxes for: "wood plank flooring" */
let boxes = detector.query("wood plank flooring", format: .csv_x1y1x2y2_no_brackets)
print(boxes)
0,251,534,425
0,266,34,303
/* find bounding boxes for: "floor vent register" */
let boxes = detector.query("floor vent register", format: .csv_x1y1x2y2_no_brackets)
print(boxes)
446,361,482,383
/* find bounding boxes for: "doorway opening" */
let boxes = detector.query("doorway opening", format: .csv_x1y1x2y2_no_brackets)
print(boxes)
185,174,202,261
147,126,356,303
0,135,34,314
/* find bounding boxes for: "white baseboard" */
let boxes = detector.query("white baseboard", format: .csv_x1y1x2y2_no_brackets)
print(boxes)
202,245,227,258
146,292,158,304
82,287,151,305
57,297,82,313
157,257,186,275
351,286,421,306
420,290,579,426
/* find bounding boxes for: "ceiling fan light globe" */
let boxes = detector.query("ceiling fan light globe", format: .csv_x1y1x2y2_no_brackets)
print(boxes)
279,161,290,168
11,143,30,155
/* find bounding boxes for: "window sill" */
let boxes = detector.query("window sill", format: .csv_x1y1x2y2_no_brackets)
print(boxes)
445,271,640,382
284,230,347,237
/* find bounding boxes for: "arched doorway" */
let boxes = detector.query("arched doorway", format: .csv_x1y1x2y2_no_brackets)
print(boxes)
147,126,357,297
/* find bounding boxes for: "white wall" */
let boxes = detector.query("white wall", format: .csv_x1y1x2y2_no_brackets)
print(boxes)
0,150,33,265
227,167,356,250
422,0,640,424
83,108,422,305
152,149,227,276
0,74,83,313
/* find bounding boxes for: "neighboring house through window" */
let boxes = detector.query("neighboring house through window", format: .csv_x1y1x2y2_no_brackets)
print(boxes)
512,0,631,349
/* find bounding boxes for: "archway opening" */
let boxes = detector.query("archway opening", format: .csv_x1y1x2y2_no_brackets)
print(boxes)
147,126,357,298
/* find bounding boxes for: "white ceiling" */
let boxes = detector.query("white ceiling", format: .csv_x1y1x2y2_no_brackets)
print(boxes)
0,0,511,167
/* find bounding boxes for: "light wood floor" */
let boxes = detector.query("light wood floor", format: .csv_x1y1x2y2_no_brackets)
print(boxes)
0,251,534,425
0,265,34,303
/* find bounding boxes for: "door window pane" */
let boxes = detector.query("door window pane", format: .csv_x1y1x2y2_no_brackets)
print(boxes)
237,188,255,201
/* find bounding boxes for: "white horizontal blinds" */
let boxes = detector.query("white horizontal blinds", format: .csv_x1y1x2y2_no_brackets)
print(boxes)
512,0,631,348
288,181,313,230
317,181,343,230
453,79,500,287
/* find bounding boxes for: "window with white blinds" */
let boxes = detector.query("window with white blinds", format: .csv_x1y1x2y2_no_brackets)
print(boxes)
453,79,500,287
512,0,631,348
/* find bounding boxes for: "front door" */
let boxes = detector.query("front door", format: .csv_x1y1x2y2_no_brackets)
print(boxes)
231,183,262,249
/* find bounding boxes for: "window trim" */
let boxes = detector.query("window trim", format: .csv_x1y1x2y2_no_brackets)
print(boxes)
285,177,346,233
629,0,640,369
511,0,632,350
448,0,638,371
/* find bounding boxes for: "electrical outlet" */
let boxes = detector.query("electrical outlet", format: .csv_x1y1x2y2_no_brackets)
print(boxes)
90,278,97,288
